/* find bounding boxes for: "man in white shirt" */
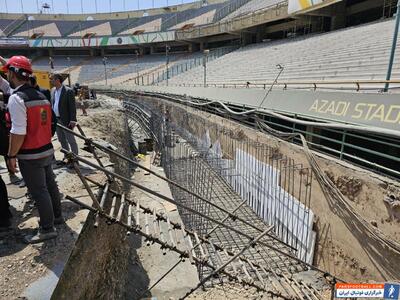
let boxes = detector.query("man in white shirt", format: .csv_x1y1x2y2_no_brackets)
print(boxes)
3,56,62,243
0,56,23,185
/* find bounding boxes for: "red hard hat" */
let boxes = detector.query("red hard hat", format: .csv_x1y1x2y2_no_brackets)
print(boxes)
3,56,32,75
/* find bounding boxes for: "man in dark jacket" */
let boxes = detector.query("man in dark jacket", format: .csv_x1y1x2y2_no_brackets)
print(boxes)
50,73,78,158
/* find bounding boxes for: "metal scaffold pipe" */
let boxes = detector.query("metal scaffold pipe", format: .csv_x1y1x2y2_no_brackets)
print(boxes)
384,0,400,92
57,123,294,249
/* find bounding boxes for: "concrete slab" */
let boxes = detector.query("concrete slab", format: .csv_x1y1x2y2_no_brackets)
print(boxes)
132,154,199,299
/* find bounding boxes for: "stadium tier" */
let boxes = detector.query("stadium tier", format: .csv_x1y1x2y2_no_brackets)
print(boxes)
0,0,398,91
221,0,284,20
0,0,241,37
76,53,203,84
165,19,400,86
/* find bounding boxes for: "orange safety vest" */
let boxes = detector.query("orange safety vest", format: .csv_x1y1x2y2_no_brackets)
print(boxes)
11,84,54,160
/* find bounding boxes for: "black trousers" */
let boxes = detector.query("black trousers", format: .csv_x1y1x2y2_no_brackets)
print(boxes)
19,156,61,229
0,175,11,222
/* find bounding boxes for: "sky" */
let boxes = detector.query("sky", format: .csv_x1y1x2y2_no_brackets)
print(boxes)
0,0,198,14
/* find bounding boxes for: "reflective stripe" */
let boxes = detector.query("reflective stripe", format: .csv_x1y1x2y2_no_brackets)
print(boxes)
17,148,54,160
24,100,50,108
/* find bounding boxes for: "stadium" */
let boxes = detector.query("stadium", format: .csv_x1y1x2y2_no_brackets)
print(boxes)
0,0,400,299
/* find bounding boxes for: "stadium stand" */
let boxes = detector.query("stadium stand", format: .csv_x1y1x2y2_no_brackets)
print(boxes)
7,19,83,37
0,19,10,36
0,0,298,38
0,16,27,36
0,2,223,38
13,21,62,37
112,15,166,35
76,55,162,84
161,2,224,30
30,56,93,84
78,56,143,83
170,9,217,29
76,52,207,85
212,0,252,22
33,56,88,72
221,0,284,20
67,20,110,37
166,19,400,86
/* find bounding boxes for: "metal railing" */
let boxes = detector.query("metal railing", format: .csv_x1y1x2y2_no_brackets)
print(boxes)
130,46,238,86
176,1,288,40
179,97,400,178
161,1,206,31
102,88,400,178
3,15,27,37
213,0,253,22
164,79,400,92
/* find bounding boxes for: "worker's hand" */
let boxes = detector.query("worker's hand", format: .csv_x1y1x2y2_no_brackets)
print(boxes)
0,56,6,66
68,121,76,129
7,158,18,174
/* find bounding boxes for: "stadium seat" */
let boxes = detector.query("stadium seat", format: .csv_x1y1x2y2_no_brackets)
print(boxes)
167,19,400,87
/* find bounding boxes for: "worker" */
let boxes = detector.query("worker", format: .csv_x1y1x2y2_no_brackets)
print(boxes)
3,56,62,243
72,82,80,97
0,92,12,231
50,73,79,163
0,58,23,185
78,88,88,116
30,74,51,101
49,56,54,70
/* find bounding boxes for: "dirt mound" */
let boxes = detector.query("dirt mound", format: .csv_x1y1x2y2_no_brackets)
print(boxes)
325,171,363,201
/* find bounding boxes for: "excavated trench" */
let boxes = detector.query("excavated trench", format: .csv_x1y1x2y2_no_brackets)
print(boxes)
48,92,400,299
51,110,151,299
50,102,198,300
124,92,400,283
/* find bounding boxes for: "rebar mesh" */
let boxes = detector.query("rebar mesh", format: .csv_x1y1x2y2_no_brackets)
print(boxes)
125,98,316,283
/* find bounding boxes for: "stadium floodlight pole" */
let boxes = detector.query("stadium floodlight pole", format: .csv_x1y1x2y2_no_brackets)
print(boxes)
203,49,209,87
20,0,24,13
67,56,71,74
102,57,108,85
384,0,400,92
166,44,170,86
